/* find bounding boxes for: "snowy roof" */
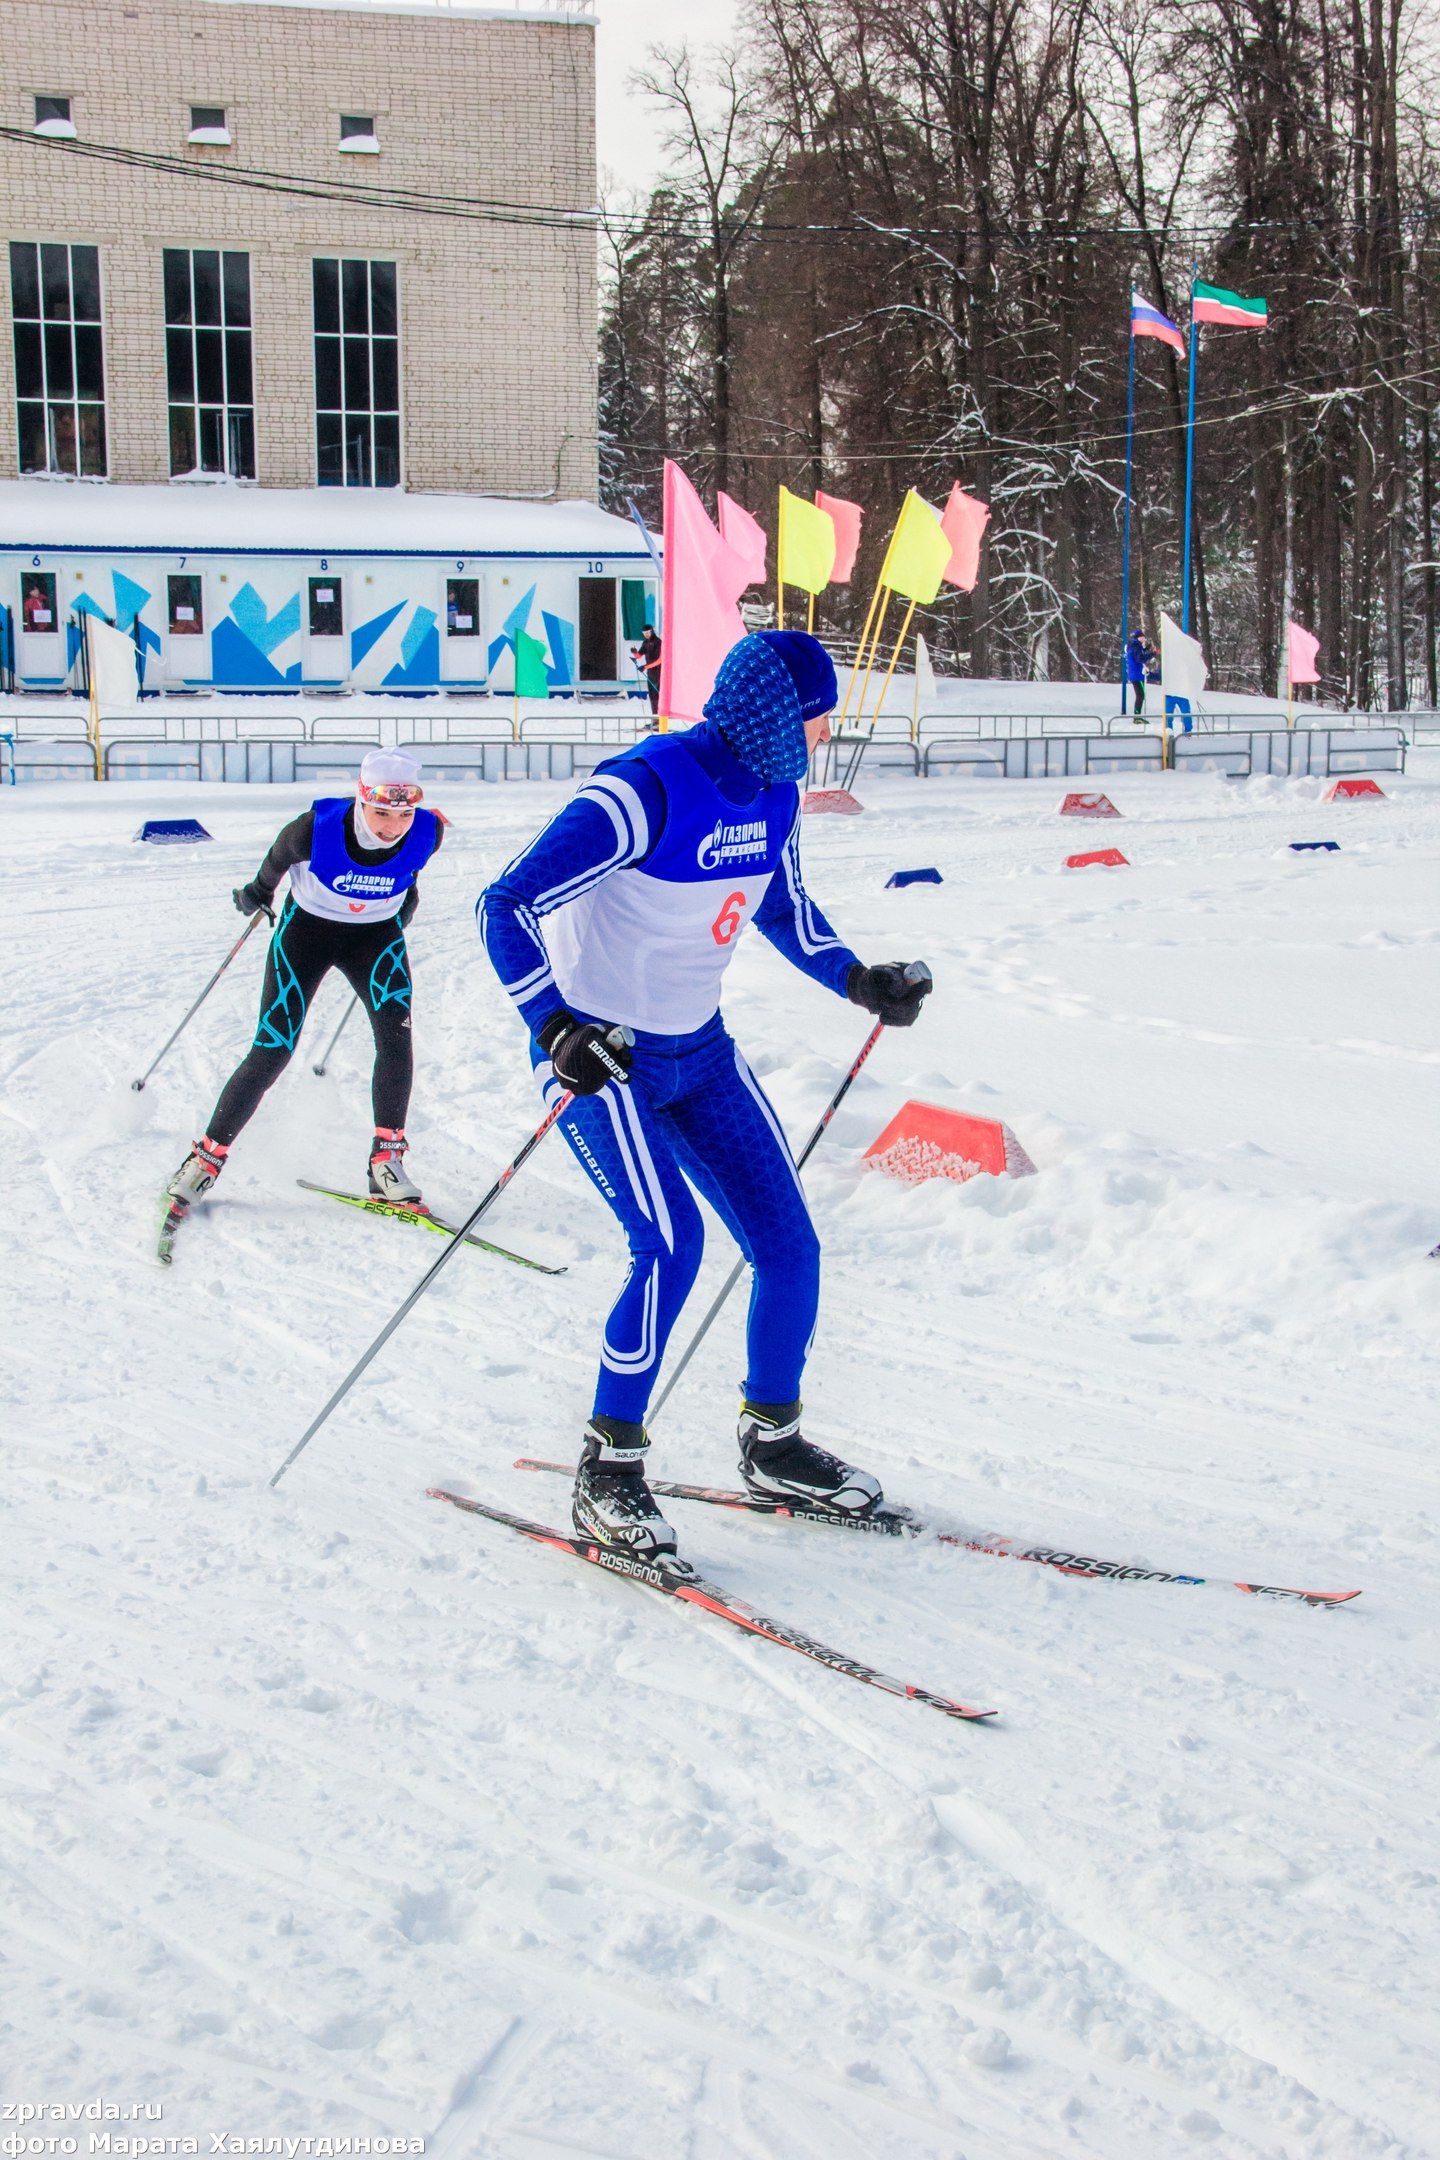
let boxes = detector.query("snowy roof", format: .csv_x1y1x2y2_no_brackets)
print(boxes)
0,481,652,561
204,1,593,23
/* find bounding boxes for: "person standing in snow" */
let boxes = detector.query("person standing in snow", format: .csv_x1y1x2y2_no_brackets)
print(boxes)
631,624,663,714
167,749,444,1213
1125,628,1157,719
479,630,931,1564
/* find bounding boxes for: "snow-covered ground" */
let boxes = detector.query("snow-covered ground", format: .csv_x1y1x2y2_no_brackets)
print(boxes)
3,761,1438,2159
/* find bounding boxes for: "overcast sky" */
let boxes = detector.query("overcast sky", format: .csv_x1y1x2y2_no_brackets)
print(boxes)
592,0,741,195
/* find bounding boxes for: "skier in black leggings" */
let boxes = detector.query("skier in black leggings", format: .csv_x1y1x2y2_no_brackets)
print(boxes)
167,750,444,1211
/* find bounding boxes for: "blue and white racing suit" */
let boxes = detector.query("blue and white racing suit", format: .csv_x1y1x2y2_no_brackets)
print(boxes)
479,720,859,1420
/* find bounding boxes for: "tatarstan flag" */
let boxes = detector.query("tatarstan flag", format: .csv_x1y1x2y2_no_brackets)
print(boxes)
1192,281,1268,329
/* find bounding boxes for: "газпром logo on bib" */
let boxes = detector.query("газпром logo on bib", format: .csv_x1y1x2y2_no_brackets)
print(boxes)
697,819,769,871
332,869,398,896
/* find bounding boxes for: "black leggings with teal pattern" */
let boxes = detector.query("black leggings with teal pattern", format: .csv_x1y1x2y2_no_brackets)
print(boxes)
206,899,413,1147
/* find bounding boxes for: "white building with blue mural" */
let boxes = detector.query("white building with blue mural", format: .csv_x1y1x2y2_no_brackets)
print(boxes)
1,480,658,698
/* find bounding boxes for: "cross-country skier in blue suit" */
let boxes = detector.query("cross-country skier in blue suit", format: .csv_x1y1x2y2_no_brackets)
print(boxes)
479,630,932,1563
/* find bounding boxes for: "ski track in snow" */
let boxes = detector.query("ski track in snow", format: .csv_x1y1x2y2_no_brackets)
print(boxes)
2,764,1437,2159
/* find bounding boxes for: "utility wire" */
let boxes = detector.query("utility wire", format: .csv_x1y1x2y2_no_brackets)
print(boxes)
7,126,1440,250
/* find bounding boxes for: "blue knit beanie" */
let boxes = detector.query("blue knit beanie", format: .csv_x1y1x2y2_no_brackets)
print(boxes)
703,631,837,786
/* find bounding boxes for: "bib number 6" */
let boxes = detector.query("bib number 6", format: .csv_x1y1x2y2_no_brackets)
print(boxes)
710,890,747,946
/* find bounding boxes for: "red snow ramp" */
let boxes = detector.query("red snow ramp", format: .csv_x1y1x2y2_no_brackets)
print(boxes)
1323,777,1385,801
864,1101,1037,1188
1060,791,1120,818
1065,846,1129,869
804,788,863,815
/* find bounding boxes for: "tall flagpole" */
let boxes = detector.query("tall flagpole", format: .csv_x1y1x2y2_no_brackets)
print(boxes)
1181,260,1199,638
776,487,786,631
1120,304,1137,716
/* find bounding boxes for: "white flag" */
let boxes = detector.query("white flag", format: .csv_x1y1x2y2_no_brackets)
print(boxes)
1160,612,1207,706
914,631,937,712
87,618,140,709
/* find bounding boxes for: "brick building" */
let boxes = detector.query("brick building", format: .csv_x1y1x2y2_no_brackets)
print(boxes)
0,0,598,497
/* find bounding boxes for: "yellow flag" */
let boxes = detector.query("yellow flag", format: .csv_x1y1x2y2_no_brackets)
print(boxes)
778,486,837,595
878,490,952,604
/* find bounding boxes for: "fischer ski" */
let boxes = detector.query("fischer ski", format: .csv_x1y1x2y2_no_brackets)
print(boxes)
298,1180,565,1276
428,1487,997,1724
513,1459,1360,1609
157,1191,190,1265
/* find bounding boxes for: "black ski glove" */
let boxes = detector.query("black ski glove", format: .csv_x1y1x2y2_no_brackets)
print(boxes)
537,1012,634,1095
846,960,933,1027
233,883,274,922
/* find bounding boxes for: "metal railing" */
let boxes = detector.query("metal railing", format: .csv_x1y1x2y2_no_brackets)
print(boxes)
0,697,647,748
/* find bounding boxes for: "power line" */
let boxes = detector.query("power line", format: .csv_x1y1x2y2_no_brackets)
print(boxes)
7,126,1440,251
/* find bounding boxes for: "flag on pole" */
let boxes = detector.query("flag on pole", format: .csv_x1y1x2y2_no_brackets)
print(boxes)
1130,291,1186,355
1286,621,1321,685
513,626,549,698
939,484,990,592
1160,611,1207,707
1192,281,1268,329
777,487,837,595
815,492,863,583
717,493,768,588
86,616,141,707
659,459,750,726
878,491,953,604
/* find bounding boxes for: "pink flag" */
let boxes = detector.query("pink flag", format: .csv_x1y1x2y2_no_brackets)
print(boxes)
1287,620,1321,685
940,484,990,592
660,460,750,724
815,491,863,583
717,492,768,588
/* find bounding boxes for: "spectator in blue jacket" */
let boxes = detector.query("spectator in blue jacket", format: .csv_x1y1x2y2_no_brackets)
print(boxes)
1125,629,1157,718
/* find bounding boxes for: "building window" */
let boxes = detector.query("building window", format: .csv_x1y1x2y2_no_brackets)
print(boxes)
313,258,399,488
34,96,76,138
446,578,479,636
339,113,379,153
21,571,58,633
9,241,107,477
168,573,204,634
308,578,343,637
188,106,231,146
164,248,254,480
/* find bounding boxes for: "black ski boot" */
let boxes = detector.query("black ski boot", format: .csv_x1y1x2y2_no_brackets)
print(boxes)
738,1401,883,1517
572,1418,680,1566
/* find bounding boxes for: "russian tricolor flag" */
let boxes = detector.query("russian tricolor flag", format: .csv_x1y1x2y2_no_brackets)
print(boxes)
1130,291,1186,355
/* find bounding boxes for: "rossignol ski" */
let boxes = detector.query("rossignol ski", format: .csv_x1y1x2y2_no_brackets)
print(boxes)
428,1486,997,1723
513,1459,1360,1609
297,1180,565,1275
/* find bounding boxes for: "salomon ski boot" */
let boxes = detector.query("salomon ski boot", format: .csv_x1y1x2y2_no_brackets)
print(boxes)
167,1134,229,1204
572,1419,679,1565
368,1128,422,1206
738,1401,883,1517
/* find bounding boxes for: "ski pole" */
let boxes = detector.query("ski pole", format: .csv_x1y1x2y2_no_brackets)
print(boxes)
312,992,359,1077
647,964,931,1422
131,907,272,1092
269,1029,633,1489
